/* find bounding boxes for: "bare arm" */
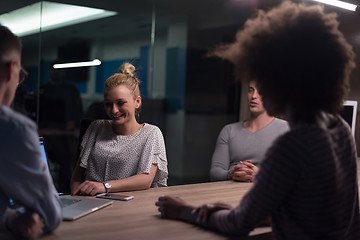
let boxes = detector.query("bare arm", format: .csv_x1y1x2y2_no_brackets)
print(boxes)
70,158,86,194
72,164,158,196
109,164,158,192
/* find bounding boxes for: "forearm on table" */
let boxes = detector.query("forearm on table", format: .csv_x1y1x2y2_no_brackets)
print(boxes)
210,142,230,181
210,166,230,181
179,206,244,236
71,175,152,194
108,164,158,192
108,173,154,192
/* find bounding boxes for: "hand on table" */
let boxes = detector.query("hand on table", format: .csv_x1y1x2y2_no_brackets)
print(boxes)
72,180,105,196
7,210,44,239
228,160,259,182
155,196,193,220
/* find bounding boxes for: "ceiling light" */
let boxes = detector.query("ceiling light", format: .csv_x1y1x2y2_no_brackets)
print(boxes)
0,1,117,37
53,59,102,69
310,0,358,11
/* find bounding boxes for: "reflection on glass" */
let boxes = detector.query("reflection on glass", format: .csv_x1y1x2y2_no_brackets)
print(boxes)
0,1,117,37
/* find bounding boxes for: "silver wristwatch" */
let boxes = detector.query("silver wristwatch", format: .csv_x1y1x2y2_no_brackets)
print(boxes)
103,182,111,195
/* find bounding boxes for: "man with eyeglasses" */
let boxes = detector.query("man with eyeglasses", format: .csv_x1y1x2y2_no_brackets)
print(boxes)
0,25,62,239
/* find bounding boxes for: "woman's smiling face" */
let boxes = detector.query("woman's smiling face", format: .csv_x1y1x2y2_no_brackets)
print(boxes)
104,84,141,125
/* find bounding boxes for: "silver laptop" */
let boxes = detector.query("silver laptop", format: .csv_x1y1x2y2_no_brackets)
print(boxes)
39,137,113,221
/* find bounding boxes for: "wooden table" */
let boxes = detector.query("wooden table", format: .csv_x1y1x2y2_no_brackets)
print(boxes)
40,158,360,239
43,181,272,240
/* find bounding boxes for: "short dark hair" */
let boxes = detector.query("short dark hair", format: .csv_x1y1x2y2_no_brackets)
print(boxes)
211,1,356,119
0,25,22,62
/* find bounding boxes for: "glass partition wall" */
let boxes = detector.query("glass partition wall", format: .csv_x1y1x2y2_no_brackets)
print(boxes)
3,0,360,192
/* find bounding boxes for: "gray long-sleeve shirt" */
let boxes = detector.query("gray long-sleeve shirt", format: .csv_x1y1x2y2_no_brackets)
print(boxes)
0,105,62,233
210,118,289,181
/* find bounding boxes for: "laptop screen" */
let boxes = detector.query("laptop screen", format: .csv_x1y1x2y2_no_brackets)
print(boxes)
339,100,357,136
39,137,51,175
9,138,51,206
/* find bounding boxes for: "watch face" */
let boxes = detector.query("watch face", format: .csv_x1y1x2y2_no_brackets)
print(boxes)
104,182,111,189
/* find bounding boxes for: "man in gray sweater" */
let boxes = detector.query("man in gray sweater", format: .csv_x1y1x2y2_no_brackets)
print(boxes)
210,81,289,182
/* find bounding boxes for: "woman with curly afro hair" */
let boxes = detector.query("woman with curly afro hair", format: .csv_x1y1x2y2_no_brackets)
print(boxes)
156,2,360,239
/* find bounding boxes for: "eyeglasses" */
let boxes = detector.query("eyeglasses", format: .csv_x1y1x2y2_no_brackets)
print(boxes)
18,66,28,85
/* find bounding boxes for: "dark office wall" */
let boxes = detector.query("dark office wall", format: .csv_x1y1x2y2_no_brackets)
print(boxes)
181,48,240,184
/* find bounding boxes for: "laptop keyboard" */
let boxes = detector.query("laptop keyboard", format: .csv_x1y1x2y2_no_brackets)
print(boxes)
60,198,81,207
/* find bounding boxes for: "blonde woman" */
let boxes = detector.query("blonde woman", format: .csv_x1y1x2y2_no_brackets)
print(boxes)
71,63,168,196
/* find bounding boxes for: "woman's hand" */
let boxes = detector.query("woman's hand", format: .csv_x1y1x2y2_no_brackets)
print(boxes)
155,196,193,220
192,202,232,223
72,181,105,196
